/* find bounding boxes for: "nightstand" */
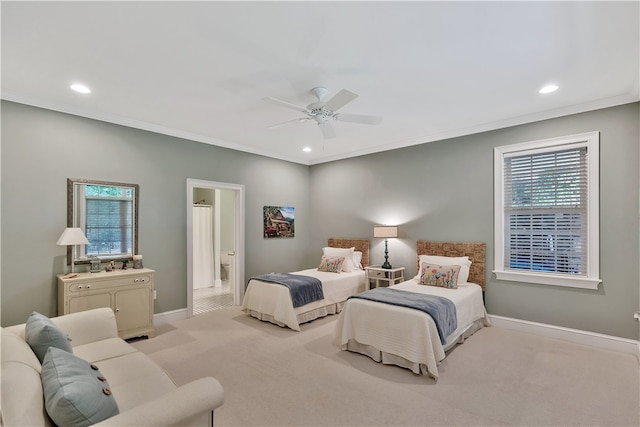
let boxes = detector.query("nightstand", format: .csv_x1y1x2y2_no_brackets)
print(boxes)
365,266,405,289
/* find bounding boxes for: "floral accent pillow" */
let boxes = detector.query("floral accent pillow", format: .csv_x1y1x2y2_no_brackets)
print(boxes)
322,247,355,272
317,256,345,273
418,263,461,289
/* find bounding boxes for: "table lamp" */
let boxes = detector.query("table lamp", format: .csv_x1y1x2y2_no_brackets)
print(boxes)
374,225,398,269
57,227,89,273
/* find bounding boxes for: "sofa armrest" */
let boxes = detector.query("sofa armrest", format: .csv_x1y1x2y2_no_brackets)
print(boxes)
51,308,119,347
94,377,224,427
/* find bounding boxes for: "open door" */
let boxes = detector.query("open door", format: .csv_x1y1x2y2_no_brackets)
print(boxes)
187,179,245,317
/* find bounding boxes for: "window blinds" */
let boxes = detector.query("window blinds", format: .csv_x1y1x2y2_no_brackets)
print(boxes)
85,199,133,255
503,147,588,275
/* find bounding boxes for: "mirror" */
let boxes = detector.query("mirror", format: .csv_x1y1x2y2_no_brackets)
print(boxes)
67,178,139,265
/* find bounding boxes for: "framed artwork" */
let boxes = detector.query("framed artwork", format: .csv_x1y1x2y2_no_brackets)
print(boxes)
263,206,294,238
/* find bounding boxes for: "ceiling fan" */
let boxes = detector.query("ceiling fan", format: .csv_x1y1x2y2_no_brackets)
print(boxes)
263,87,382,139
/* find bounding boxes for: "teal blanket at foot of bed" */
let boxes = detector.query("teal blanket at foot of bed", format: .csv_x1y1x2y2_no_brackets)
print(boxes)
251,273,324,308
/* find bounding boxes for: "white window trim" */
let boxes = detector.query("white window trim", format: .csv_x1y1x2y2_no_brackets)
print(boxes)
493,131,601,290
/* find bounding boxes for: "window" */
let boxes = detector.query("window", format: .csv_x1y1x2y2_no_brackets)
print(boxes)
79,185,134,258
493,132,600,289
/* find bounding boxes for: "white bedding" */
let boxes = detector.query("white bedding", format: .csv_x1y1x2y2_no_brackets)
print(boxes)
334,280,489,381
242,268,366,331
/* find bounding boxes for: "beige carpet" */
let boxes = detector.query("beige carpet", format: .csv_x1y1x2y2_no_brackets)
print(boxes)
132,306,640,426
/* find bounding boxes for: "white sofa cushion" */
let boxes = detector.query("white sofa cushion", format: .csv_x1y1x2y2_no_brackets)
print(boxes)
89,351,178,412
73,337,138,363
1,328,41,368
1,329,51,427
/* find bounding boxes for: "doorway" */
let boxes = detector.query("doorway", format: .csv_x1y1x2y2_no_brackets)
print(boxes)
187,179,244,317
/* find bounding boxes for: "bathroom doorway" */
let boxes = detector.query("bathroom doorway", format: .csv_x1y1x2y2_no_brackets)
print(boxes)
186,179,244,317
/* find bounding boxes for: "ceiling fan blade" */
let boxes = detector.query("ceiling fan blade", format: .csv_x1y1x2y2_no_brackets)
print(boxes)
268,117,311,129
322,89,358,112
262,97,308,113
319,122,336,139
334,113,383,125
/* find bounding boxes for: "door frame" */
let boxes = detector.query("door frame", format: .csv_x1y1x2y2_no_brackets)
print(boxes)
186,178,245,317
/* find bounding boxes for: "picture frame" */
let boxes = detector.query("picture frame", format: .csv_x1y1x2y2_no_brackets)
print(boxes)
263,206,294,238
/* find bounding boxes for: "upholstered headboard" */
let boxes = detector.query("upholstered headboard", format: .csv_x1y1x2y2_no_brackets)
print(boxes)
416,241,486,290
327,238,370,268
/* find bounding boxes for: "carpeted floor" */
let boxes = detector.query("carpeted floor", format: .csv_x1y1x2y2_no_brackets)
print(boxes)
132,306,640,426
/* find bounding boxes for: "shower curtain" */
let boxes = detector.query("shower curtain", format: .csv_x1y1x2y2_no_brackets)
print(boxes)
193,205,214,290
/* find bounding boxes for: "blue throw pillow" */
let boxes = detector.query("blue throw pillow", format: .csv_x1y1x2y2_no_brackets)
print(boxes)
41,347,119,427
25,312,73,363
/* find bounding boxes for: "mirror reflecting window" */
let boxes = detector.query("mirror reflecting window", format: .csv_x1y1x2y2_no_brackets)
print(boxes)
67,178,139,264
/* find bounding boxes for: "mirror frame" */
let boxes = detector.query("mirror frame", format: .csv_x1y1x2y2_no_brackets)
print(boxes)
66,178,139,265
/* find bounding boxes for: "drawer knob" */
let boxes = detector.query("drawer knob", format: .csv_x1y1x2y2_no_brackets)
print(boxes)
86,285,91,289
77,285,83,289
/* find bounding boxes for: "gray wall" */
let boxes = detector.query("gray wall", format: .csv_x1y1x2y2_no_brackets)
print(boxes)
1,101,311,325
2,100,639,340
309,103,639,339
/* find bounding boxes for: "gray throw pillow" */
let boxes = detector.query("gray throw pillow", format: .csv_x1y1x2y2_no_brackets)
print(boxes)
41,347,119,427
25,312,73,363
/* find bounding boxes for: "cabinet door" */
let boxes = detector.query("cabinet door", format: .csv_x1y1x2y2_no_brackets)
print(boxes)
114,287,152,333
69,292,112,314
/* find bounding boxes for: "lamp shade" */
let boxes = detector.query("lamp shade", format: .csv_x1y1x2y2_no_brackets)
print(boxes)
373,225,398,238
56,228,89,246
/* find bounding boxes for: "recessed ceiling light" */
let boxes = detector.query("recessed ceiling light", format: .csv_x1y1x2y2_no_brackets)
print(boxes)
303,147,312,152
70,83,91,94
539,84,558,94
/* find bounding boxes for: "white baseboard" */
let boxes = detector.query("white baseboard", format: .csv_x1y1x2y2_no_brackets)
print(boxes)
153,308,188,327
489,315,640,361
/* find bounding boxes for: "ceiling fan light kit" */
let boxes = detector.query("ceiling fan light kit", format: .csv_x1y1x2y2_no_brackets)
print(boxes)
264,87,382,139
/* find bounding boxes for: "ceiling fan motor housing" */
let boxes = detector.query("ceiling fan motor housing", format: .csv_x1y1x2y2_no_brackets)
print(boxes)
308,87,331,123
309,107,332,123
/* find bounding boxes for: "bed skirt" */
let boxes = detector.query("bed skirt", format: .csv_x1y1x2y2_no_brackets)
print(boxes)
246,301,346,330
343,317,487,380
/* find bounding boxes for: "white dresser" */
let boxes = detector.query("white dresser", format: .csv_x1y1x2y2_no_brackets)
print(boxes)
57,268,155,339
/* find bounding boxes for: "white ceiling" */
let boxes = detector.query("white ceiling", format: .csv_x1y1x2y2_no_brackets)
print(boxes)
2,1,638,165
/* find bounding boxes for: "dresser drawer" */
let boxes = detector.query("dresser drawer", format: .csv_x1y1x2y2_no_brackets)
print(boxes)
368,269,387,278
67,275,152,292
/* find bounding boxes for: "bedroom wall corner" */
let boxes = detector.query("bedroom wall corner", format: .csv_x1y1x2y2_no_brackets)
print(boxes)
309,102,640,340
0,100,312,327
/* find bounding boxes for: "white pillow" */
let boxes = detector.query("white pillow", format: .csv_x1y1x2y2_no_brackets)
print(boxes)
322,247,355,272
352,251,363,270
414,255,472,283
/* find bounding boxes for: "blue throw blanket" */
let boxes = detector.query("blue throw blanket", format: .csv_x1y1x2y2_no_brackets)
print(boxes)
252,273,324,308
349,288,457,344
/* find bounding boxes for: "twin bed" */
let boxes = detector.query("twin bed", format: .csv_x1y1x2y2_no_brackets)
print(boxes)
335,241,489,381
242,238,369,331
242,239,488,381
